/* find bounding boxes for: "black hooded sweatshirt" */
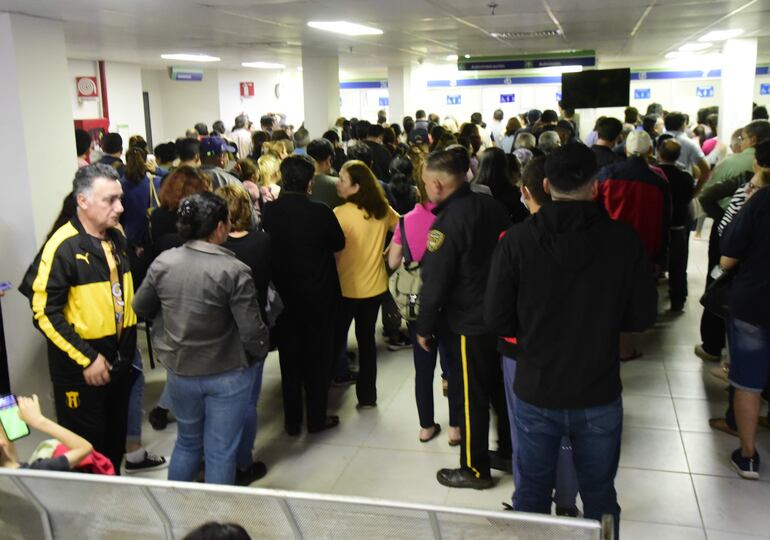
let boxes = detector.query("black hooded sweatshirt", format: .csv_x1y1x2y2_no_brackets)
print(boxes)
484,200,657,409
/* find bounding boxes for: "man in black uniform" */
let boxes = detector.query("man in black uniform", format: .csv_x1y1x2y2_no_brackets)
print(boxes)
261,155,345,435
416,146,512,489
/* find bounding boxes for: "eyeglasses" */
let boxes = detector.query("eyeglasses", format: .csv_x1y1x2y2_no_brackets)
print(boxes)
747,182,763,191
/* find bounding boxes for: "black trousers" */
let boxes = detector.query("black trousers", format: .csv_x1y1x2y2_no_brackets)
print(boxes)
668,227,690,307
380,291,402,337
700,225,726,354
53,369,132,474
336,295,382,405
277,305,337,431
449,333,511,479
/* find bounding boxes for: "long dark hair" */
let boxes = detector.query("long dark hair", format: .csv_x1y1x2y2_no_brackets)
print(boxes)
341,161,389,220
176,192,228,241
388,156,416,214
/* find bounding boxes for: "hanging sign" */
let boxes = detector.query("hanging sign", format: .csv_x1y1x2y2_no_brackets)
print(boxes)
499,94,516,103
447,95,462,105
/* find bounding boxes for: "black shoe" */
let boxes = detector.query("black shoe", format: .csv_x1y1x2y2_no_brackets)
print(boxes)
308,415,340,434
436,468,493,489
385,333,411,351
489,450,513,473
332,371,358,387
148,407,169,431
235,461,268,486
731,448,760,480
555,506,581,517
124,451,169,474
285,423,301,436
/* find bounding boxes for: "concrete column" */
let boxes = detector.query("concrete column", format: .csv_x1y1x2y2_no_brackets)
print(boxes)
0,12,76,434
301,52,340,138
387,65,412,125
719,38,757,145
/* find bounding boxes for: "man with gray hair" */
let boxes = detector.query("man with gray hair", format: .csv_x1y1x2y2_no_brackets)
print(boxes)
230,114,253,159
28,164,137,473
537,131,562,154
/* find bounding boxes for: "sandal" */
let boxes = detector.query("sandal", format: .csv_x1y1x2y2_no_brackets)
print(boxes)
709,417,738,437
419,423,441,443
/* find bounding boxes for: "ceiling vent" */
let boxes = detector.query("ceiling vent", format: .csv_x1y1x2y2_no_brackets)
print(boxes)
491,29,562,40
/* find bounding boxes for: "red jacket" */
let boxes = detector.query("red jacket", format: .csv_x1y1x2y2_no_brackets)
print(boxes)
596,157,672,265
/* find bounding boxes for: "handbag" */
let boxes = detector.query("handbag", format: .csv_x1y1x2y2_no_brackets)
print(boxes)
388,217,422,321
699,265,734,320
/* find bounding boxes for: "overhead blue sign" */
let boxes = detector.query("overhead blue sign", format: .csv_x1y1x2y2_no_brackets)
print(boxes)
447,95,462,105
696,85,715,98
556,92,562,101
378,97,389,107
760,84,770,96
459,56,596,71
634,88,651,99
499,94,515,103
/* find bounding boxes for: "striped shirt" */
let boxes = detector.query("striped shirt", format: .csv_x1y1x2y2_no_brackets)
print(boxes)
718,184,748,237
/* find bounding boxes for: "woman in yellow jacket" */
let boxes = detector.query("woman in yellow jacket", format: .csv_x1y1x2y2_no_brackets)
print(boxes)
334,160,399,408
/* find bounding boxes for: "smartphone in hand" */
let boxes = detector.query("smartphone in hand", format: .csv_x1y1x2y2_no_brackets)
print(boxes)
0,394,30,441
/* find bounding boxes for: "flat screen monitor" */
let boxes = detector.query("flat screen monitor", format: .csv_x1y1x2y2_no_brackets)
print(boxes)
561,68,630,109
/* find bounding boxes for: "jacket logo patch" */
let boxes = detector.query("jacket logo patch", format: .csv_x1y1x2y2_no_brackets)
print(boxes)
65,391,80,409
75,253,90,265
427,230,445,252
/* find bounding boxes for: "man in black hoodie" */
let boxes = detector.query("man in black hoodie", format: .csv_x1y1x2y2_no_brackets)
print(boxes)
484,143,657,535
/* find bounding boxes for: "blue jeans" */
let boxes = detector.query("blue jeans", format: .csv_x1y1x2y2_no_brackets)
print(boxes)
502,357,578,509
514,395,622,538
236,360,265,469
166,363,257,485
127,349,144,444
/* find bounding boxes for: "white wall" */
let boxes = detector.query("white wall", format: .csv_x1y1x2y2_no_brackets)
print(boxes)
140,68,166,146
104,61,145,140
67,59,101,119
217,69,305,131
0,13,77,444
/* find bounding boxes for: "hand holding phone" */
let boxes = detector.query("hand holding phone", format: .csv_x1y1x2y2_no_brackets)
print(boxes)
0,394,30,441
16,395,45,430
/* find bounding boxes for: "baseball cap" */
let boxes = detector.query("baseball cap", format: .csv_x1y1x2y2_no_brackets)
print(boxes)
200,136,235,157
625,130,652,156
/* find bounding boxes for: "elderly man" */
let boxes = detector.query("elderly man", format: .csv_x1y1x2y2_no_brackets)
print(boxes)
29,164,137,472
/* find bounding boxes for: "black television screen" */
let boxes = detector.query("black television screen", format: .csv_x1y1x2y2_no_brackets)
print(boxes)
561,68,630,109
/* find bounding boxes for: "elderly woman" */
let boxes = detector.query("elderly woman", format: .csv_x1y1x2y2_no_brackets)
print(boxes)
133,192,269,485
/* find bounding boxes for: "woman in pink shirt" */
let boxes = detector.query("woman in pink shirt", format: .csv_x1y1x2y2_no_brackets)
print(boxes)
388,171,460,445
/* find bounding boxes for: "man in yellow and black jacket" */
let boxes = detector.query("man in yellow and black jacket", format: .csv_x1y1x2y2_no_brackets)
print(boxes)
28,164,136,473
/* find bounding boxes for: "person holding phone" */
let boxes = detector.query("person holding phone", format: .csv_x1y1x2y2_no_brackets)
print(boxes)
0,395,93,470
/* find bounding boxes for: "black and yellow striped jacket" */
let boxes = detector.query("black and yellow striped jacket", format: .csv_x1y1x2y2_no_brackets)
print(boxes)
29,217,137,384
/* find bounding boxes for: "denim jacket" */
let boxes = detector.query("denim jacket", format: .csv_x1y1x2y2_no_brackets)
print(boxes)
133,240,269,376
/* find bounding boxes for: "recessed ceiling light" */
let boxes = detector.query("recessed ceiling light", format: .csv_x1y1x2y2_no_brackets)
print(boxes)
242,61,285,69
464,54,471,59
307,21,383,36
297,66,303,72
699,29,743,42
446,54,458,61
161,53,220,62
679,42,712,52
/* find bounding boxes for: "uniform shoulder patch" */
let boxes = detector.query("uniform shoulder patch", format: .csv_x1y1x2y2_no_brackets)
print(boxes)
427,229,445,252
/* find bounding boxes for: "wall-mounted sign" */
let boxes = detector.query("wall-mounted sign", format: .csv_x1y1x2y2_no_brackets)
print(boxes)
760,84,770,96
458,51,596,71
169,67,204,81
76,77,98,98
499,94,516,103
447,95,462,105
696,85,715,98
240,82,254,98
634,88,651,99
379,97,389,107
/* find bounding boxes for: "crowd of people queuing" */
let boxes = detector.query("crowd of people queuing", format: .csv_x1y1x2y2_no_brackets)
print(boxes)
6,98,770,536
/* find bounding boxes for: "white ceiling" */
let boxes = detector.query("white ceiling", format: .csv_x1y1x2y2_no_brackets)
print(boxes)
2,0,769,72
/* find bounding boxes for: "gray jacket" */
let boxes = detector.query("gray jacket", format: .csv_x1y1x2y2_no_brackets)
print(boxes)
133,240,269,376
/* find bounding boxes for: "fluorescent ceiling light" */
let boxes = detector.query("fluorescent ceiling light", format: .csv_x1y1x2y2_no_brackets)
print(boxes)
679,42,712,52
161,53,220,62
537,65,583,74
446,54,458,61
699,29,743,42
464,54,471,59
242,61,285,69
297,66,303,72
307,21,383,36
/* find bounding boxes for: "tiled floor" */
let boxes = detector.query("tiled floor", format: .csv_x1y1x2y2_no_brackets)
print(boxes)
134,227,770,540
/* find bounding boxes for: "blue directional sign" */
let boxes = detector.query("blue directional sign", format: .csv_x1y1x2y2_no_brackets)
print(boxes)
760,84,770,96
500,94,516,103
634,88,651,99
447,95,462,105
696,86,714,98
378,97,389,107
556,92,562,101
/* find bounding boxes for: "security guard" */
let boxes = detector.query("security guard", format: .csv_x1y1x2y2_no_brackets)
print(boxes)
29,163,137,473
416,146,512,489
